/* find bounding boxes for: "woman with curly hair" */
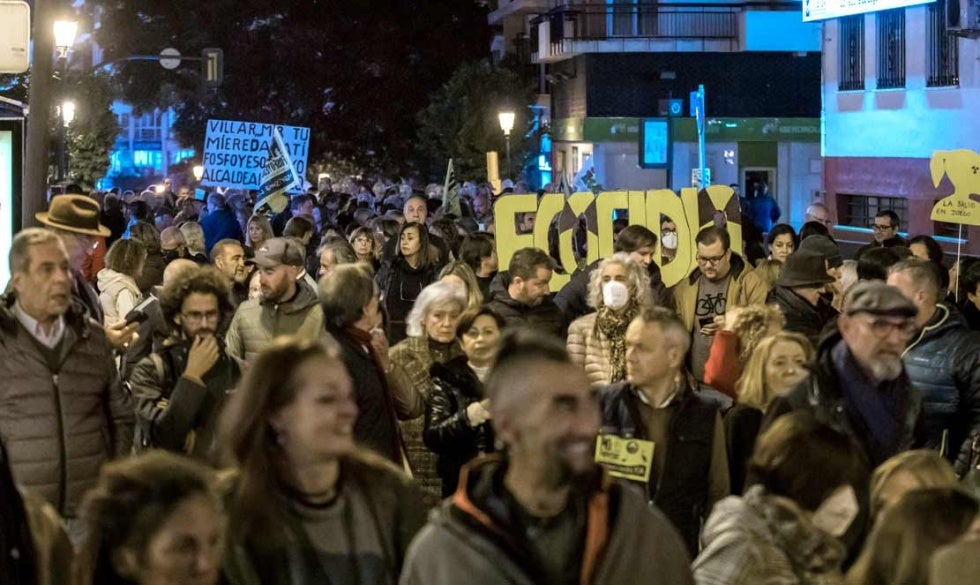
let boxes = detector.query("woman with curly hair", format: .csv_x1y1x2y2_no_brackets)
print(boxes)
703,304,786,399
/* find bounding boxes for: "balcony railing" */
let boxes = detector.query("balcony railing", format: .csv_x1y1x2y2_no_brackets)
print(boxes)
535,3,739,43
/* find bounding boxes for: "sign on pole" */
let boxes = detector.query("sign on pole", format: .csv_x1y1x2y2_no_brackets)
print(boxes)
159,48,181,70
202,48,223,87
201,119,310,190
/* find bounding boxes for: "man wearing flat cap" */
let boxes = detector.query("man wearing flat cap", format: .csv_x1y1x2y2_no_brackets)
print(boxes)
766,249,840,345
764,280,925,467
224,237,331,364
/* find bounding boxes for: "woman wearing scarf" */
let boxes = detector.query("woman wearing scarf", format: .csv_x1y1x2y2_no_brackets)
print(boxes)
567,253,656,387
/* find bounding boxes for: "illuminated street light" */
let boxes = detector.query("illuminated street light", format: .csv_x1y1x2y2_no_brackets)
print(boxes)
193,165,205,181
53,20,78,58
498,111,515,180
61,101,75,126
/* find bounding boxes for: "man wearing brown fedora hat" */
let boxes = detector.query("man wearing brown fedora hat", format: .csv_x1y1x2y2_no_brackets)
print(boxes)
36,195,139,351
766,249,840,345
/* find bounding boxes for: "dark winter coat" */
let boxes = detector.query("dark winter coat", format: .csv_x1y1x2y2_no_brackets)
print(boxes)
200,207,244,255
485,272,567,339
135,250,166,294
767,285,840,346
424,356,495,497
377,258,439,345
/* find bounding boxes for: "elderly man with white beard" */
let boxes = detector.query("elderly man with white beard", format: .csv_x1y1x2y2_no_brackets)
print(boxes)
763,281,927,468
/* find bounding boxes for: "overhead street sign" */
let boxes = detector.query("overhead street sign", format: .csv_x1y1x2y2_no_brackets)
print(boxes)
159,48,181,70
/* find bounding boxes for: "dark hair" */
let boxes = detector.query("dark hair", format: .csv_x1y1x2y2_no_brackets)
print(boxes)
105,239,147,279
614,225,657,253
76,451,219,585
766,223,799,248
696,225,730,251
908,235,944,264
460,233,495,272
159,265,234,333
876,210,901,229
747,411,867,511
889,258,944,301
128,200,152,222
375,218,401,241
398,222,438,267
799,221,831,242
289,194,313,212
456,306,507,339
858,247,904,281
128,221,161,253
431,218,462,259
318,263,376,331
486,328,569,402
209,238,244,263
507,247,556,282
207,193,227,209
964,261,980,299
283,216,315,240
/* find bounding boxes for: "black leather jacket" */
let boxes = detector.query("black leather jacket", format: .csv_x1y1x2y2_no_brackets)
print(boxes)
903,304,980,475
424,356,495,497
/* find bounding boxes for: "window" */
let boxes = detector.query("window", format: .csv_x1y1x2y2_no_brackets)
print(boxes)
837,194,908,230
877,9,906,89
838,16,864,91
927,0,959,87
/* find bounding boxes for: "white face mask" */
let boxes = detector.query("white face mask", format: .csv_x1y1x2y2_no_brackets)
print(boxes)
811,485,860,537
602,281,630,310
662,231,679,250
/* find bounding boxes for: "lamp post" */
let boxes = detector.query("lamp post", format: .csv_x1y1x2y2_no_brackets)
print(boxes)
498,111,515,180
193,165,205,182
53,19,77,183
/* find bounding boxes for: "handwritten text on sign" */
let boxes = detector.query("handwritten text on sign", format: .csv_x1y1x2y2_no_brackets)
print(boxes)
930,149,980,227
201,119,310,189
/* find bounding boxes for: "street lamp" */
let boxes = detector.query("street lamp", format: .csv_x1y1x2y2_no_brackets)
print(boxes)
53,19,77,182
498,111,515,180
193,165,205,181
61,101,75,126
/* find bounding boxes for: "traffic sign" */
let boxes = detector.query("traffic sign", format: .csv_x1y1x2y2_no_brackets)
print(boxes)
159,48,181,70
202,48,223,87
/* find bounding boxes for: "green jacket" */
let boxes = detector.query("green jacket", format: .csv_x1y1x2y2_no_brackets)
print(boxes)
225,279,329,364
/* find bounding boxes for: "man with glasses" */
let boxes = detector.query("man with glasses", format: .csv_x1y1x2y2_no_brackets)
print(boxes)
857,210,907,259
671,226,767,385
765,281,925,467
129,265,240,459
887,259,980,475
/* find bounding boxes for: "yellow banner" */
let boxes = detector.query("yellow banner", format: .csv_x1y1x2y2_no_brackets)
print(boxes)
930,149,980,227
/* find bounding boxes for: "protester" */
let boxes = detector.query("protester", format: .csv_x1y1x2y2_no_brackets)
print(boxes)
458,232,497,300
868,450,958,523
764,223,797,264
179,222,209,263
97,239,146,326
377,222,442,343
600,307,729,554
160,226,188,263
0,228,134,532
764,281,925,467
766,248,839,345
567,253,654,387
401,329,694,585
244,213,274,255
317,237,357,280
210,238,249,306
856,210,907,259
726,332,813,494
745,182,780,233
350,225,381,269
847,488,979,585
225,238,328,363
694,411,866,585
220,337,427,583
661,216,679,264
283,215,320,278
424,307,505,497
671,226,767,384
438,260,483,310
486,246,566,338
128,221,165,293
929,539,980,585
320,263,422,465
703,304,785,399
74,451,223,585
805,202,833,228
389,282,467,499
129,266,240,459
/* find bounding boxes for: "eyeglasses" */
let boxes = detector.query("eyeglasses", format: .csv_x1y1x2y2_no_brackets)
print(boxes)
697,252,728,266
181,311,220,323
857,316,917,338
871,223,895,231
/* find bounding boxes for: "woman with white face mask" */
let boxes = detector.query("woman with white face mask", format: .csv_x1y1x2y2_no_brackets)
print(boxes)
694,411,868,585
567,254,655,387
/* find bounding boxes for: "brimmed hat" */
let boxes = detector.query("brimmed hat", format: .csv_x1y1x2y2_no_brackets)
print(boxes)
843,280,917,318
799,235,843,269
776,249,836,288
252,237,305,268
35,195,111,237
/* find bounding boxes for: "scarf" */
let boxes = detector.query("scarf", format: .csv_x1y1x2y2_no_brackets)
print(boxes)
831,340,908,466
594,301,638,383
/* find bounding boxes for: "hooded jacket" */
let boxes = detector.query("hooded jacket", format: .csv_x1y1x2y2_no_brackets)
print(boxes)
670,252,768,333
224,279,328,364
399,456,694,585
902,303,980,475
485,271,567,338
96,267,141,325
0,294,134,518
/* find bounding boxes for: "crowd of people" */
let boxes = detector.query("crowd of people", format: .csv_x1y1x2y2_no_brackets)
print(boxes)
1,176,979,585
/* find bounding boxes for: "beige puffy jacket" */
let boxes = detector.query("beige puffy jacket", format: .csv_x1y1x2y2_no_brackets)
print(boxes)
567,312,617,388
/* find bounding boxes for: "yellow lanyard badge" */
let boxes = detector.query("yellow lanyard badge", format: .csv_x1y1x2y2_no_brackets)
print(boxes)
594,434,655,483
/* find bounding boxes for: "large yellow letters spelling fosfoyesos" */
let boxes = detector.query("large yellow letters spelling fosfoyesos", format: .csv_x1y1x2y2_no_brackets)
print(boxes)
930,149,980,227
494,186,743,290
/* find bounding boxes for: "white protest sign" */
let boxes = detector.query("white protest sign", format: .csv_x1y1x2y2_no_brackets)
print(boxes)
201,119,310,189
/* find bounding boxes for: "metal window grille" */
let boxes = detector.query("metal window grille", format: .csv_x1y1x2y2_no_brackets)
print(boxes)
927,0,959,87
838,16,864,91
876,9,906,89
837,194,908,229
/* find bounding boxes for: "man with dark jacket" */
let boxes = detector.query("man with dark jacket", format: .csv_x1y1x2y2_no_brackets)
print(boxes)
764,281,926,467
767,249,839,345
401,329,694,585
199,193,244,255
887,258,980,475
855,210,907,260
598,307,729,555
0,229,134,528
555,225,670,323
486,247,566,338
129,266,240,460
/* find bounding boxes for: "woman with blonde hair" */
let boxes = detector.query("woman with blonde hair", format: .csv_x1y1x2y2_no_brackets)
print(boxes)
567,253,653,387
704,304,786,398
349,225,380,270
869,450,958,522
438,260,483,311
725,331,814,494
245,214,273,254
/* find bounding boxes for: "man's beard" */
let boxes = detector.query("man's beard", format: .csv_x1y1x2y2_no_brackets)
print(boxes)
868,356,903,381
